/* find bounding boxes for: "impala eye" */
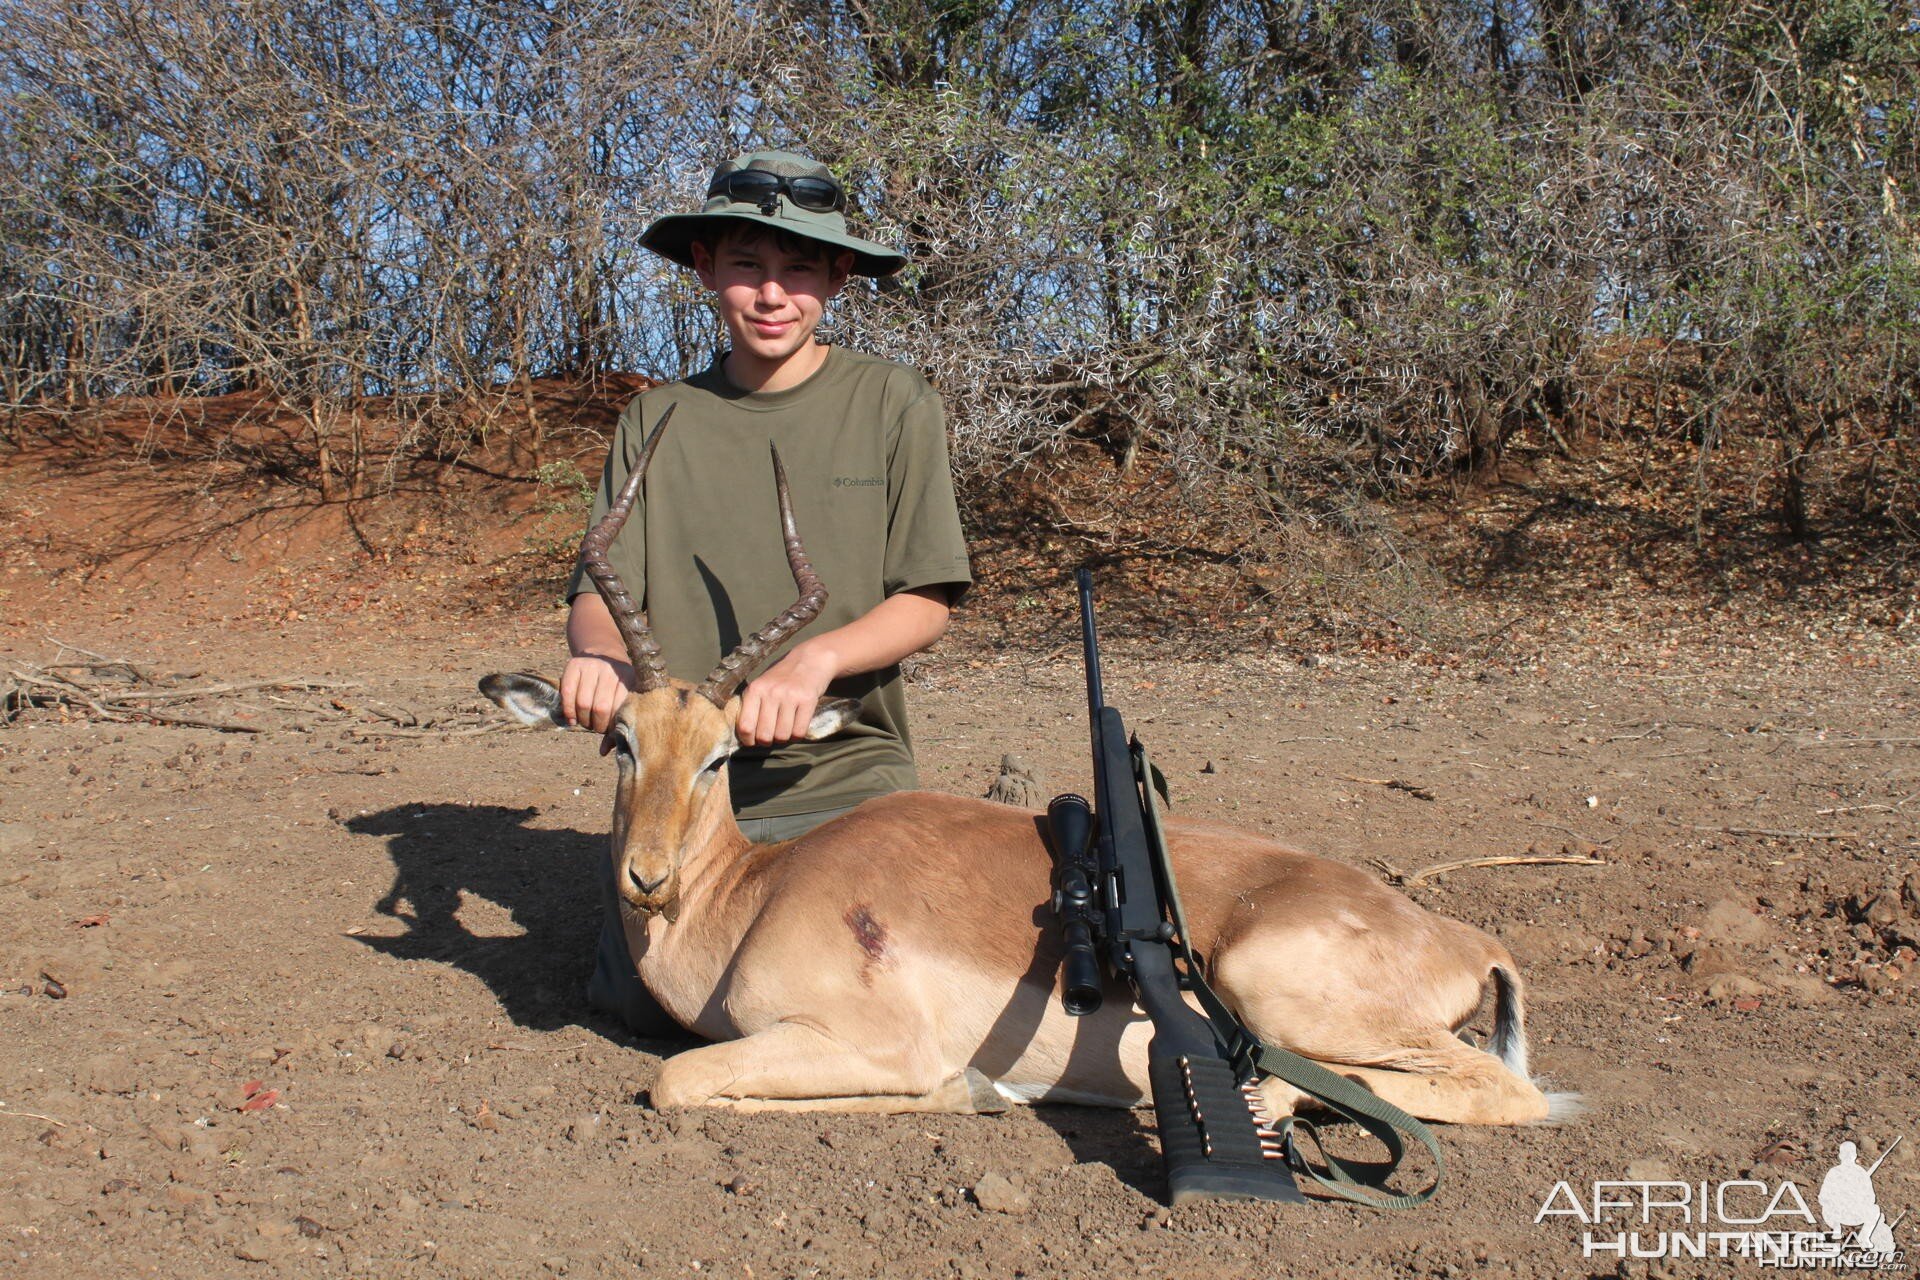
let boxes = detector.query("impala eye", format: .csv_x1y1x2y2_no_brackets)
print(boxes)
693,745,731,784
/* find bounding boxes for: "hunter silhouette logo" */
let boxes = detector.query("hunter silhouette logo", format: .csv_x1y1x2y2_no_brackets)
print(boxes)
1822,1140,1903,1259
1536,1135,1907,1269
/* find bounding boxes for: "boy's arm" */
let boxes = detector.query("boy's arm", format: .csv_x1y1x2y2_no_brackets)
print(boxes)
562,591,636,738
734,585,952,748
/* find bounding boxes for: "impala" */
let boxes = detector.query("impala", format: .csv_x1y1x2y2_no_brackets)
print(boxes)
482,430,1572,1127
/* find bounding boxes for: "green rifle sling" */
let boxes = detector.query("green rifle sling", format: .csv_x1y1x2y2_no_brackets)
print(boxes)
1132,737,1445,1210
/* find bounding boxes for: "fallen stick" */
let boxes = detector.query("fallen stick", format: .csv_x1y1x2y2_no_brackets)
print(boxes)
1690,825,1857,840
1815,796,1914,816
106,678,363,703
1792,738,1920,749
11,672,268,733
1339,773,1437,801
46,636,138,665
108,707,267,733
0,1105,67,1128
347,722,511,739
363,700,421,727
1375,852,1608,886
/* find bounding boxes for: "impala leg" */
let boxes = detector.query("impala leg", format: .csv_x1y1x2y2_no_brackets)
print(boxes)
650,1021,1006,1115
1253,1038,1549,1127
696,1071,1007,1115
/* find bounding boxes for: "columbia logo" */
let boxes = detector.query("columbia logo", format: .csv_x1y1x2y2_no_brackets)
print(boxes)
833,476,883,488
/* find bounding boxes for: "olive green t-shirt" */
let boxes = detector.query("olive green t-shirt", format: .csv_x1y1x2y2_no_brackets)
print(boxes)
565,345,972,820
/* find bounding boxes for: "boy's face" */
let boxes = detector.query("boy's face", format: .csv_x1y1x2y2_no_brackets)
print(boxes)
691,230,854,375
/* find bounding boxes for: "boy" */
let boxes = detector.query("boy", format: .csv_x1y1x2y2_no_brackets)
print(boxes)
560,150,972,1034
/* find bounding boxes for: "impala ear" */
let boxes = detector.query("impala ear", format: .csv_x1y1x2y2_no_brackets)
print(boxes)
805,696,863,740
479,672,568,729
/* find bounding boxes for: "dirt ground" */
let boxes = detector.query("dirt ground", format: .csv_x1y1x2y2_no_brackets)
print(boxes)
3,438,1918,1279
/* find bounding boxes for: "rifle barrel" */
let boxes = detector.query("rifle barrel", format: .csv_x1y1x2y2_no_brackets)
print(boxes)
1077,567,1104,718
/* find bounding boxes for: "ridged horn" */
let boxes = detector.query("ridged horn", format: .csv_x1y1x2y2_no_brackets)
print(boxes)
576,403,675,691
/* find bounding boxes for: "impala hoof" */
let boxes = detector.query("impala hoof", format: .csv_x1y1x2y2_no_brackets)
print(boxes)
964,1068,1009,1115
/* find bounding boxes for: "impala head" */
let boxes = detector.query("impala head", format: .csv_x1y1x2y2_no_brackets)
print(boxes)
482,405,859,919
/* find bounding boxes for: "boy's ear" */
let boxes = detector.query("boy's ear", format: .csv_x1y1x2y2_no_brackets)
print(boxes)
689,239,716,288
805,697,863,740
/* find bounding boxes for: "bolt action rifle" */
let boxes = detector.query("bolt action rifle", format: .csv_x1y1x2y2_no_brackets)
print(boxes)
1046,568,1445,1209
1045,567,1304,1205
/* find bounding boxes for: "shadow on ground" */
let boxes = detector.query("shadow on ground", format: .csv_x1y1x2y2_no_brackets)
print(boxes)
347,802,606,1032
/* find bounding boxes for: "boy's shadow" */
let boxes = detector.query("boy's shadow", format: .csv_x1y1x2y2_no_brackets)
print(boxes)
347,803,604,1031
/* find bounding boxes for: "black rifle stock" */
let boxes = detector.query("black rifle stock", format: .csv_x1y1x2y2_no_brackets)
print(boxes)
1045,568,1305,1206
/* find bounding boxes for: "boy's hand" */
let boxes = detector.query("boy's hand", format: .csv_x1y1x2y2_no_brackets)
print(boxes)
560,654,636,738
736,641,839,747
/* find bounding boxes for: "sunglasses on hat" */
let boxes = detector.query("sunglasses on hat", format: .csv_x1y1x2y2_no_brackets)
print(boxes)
707,169,846,215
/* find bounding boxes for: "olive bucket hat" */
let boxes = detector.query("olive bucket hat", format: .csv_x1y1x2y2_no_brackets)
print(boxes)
639,150,908,278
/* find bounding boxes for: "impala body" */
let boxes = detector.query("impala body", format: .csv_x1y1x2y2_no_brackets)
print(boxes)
483,418,1570,1125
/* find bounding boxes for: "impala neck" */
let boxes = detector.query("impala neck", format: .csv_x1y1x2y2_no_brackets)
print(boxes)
660,768,762,924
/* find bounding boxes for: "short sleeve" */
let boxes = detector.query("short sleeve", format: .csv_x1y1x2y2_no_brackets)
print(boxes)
883,387,973,605
564,394,649,606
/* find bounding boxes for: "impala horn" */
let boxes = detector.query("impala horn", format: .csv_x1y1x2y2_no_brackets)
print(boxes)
576,403,675,692
695,442,828,707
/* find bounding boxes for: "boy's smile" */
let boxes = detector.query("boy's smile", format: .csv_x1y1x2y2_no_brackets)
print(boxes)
692,234,853,393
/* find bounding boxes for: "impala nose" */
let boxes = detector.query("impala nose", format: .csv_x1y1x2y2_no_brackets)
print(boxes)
627,865,667,896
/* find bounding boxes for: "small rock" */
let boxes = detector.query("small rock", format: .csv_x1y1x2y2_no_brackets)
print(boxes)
164,1184,210,1211
1684,946,1740,980
83,1053,137,1095
983,756,1045,808
1701,898,1772,947
1705,974,1769,1002
1625,1159,1677,1181
971,1171,1031,1215
1862,890,1903,928
726,1174,756,1196
1773,973,1840,1005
